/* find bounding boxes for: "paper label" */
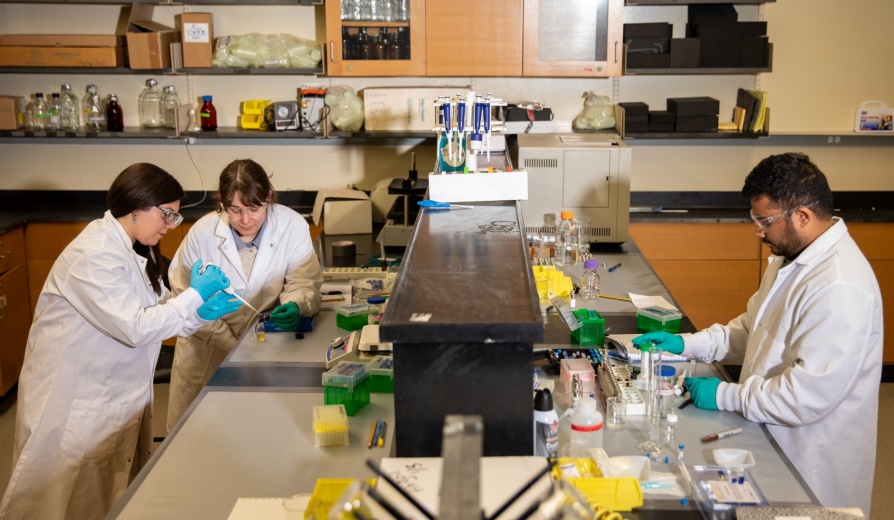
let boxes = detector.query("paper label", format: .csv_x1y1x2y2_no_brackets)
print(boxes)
184,23,210,43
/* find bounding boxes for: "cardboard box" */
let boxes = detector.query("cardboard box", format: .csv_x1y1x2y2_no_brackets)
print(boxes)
126,4,179,70
0,34,124,47
0,96,25,130
312,189,372,235
178,12,213,68
362,86,468,131
0,46,124,67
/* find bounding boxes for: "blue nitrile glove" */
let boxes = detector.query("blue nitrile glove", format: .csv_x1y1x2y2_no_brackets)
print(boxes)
190,260,231,300
631,331,684,354
684,377,721,410
197,291,243,321
269,302,301,331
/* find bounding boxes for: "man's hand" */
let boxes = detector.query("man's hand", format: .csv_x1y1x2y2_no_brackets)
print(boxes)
684,377,721,410
631,331,684,354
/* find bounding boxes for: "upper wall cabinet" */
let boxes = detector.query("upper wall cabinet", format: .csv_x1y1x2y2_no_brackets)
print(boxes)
425,0,523,77
325,0,426,76
522,0,624,77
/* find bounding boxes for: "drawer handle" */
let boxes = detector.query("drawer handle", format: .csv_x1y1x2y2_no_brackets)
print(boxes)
0,294,5,319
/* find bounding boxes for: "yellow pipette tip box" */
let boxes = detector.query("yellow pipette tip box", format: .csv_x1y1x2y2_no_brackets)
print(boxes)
312,404,349,447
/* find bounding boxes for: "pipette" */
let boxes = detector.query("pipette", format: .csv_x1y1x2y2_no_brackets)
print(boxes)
442,99,453,161
199,261,261,315
455,94,466,163
484,93,492,161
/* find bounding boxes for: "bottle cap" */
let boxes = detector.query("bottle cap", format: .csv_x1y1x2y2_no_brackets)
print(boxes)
146,78,158,87
658,365,676,377
667,413,678,423
367,296,386,305
560,210,574,219
202,95,213,102
578,396,597,412
533,389,554,411
583,259,599,270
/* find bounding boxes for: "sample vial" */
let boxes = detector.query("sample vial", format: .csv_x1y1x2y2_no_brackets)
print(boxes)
579,259,601,300
367,295,386,325
663,413,678,444
255,319,266,343
200,95,217,131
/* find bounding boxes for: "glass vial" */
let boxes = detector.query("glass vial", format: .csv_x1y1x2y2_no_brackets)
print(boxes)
161,85,181,130
580,259,601,300
139,78,164,128
60,83,80,131
663,413,678,445
255,319,266,343
367,295,386,325
200,95,217,131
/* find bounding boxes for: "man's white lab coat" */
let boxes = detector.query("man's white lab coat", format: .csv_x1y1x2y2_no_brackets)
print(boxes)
684,218,882,516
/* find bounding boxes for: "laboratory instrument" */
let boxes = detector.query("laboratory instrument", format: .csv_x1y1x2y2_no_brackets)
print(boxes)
596,360,645,415
198,261,261,315
637,345,663,456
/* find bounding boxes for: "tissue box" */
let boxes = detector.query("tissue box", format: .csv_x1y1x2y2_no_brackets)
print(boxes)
312,189,372,235
428,171,528,203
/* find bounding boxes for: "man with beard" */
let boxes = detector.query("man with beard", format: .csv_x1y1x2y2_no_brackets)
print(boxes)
633,153,882,516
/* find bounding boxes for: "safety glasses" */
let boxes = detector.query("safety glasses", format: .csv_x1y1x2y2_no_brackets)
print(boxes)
155,205,184,227
750,202,817,232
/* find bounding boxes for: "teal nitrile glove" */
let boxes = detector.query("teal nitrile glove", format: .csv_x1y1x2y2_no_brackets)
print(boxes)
269,302,301,331
631,331,684,354
684,376,721,410
190,259,231,300
197,291,243,321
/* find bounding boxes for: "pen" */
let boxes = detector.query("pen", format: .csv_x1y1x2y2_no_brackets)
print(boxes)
608,263,622,272
701,427,743,443
599,294,631,302
372,419,384,448
678,397,693,409
377,421,387,448
367,420,378,449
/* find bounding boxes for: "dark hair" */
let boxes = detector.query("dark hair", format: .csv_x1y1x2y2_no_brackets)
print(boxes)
741,153,834,219
216,159,278,210
108,163,184,295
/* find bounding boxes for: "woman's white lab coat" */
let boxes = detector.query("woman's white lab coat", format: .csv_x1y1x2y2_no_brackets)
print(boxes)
0,212,206,520
683,218,883,516
165,204,322,431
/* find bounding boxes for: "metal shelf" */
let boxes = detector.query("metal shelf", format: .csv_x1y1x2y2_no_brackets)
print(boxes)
624,66,772,75
0,67,163,75
625,0,774,4
623,131,768,139
177,67,323,75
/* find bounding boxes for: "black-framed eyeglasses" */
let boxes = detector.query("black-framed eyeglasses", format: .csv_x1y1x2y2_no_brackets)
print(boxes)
155,205,184,227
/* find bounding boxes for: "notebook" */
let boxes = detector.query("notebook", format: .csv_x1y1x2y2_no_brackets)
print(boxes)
607,334,688,363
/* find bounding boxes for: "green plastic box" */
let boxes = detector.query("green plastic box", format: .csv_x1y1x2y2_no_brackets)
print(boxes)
636,306,682,333
367,355,394,393
336,303,369,331
570,308,605,346
322,362,370,416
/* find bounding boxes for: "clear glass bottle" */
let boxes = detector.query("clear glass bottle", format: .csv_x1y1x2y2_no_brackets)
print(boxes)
255,318,266,343
60,83,81,131
47,93,62,131
554,210,579,266
139,78,164,128
161,85,181,130
31,93,49,131
199,95,217,131
24,96,35,131
663,413,678,445
82,84,106,131
580,259,601,300
106,93,124,132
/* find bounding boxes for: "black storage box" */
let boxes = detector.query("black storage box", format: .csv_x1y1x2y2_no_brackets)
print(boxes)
624,22,672,39
670,38,700,68
738,22,768,37
648,123,675,133
688,23,741,67
676,115,719,132
618,102,650,116
742,36,769,67
501,104,554,122
688,4,738,24
667,97,719,116
649,110,676,125
627,52,671,69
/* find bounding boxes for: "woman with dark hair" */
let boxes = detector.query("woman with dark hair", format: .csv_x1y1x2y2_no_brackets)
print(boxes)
0,163,241,520
166,159,322,431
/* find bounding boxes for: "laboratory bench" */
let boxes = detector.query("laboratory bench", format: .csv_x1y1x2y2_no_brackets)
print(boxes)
107,201,819,519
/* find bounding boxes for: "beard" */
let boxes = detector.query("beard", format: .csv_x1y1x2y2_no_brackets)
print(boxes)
763,218,804,259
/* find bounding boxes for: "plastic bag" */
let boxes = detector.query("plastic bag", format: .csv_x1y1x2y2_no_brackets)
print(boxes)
325,85,364,132
572,92,616,131
212,33,322,69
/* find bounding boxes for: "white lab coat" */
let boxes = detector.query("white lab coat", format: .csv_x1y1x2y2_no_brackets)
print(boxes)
0,212,206,520
683,218,882,516
166,204,322,431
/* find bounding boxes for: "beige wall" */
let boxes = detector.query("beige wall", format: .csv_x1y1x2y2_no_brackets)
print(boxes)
1,0,892,193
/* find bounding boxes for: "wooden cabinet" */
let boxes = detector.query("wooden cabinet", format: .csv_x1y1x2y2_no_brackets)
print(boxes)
634,220,894,365
0,227,30,395
522,0,624,77
629,222,761,330
325,0,426,76
425,0,523,76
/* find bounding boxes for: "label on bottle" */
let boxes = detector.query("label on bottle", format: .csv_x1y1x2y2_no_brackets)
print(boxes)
201,112,211,118
571,422,604,432
534,419,559,458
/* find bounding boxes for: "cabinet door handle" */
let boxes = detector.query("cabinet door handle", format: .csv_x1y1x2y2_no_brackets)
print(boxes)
329,41,335,62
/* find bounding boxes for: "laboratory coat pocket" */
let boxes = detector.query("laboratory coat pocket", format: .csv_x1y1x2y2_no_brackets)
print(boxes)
60,399,129,460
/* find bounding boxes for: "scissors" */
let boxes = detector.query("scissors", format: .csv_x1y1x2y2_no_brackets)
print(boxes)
417,200,474,210
199,261,261,315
